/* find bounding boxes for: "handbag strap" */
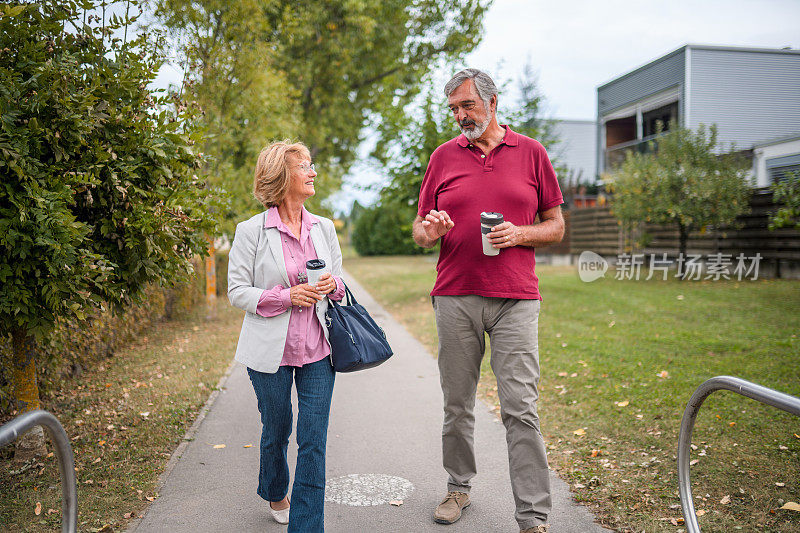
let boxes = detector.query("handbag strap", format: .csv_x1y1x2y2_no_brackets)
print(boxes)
328,280,357,308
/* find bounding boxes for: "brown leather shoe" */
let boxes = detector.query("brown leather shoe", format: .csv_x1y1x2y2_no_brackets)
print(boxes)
520,525,549,533
433,491,471,524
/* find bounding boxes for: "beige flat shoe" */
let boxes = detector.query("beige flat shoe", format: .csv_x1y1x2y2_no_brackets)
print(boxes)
269,500,290,525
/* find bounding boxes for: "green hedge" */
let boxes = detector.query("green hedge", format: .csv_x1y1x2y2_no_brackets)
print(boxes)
351,203,427,256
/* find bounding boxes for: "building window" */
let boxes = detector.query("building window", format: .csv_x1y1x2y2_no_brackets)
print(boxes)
605,116,636,148
767,154,800,183
642,102,679,137
769,164,800,183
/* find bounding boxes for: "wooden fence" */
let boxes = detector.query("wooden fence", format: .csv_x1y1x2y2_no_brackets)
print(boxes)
564,188,800,278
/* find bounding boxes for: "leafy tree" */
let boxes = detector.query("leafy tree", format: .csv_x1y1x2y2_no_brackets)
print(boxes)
372,86,459,209
0,1,219,457
506,62,560,155
152,0,489,229
769,171,800,230
150,0,299,230
604,123,751,276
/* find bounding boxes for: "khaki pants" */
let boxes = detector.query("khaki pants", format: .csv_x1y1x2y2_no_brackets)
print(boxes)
433,295,551,529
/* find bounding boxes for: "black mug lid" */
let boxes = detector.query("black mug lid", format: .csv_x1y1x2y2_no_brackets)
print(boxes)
480,212,504,225
306,259,326,270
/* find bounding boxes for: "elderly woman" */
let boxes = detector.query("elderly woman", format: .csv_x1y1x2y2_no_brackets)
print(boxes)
227,140,345,532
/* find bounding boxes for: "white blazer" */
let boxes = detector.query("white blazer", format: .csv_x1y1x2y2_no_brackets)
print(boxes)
227,210,344,373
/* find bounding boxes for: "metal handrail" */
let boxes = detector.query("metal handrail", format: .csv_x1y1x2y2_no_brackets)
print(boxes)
0,410,78,533
677,376,800,533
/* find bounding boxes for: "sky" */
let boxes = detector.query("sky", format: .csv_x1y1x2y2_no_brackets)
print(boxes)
149,0,800,213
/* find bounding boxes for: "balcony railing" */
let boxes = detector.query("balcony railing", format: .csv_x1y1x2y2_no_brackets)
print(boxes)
604,132,665,170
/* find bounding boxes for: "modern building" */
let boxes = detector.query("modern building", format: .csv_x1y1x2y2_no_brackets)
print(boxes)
550,119,597,183
596,44,800,184
753,134,800,184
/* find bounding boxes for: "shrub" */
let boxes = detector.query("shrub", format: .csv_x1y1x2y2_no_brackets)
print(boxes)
351,203,424,256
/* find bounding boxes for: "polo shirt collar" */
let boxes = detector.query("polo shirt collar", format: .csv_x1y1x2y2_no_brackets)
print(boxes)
456,125,519,148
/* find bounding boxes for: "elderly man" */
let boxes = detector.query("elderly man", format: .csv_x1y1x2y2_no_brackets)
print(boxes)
412,68,564,533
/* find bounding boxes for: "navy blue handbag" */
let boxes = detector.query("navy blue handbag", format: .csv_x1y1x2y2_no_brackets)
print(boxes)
325,283,393,372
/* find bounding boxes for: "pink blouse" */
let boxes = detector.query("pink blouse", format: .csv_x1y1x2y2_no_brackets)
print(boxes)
255,206,345,367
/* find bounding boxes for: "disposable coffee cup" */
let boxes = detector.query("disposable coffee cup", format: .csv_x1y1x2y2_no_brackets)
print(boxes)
480,212,504,256
305,259,327,287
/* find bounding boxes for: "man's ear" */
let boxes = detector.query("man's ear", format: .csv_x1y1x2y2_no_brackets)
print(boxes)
490,94,498,114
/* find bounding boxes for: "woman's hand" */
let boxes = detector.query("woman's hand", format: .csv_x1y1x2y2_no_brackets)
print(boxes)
315,273,337,295
289,284,323,307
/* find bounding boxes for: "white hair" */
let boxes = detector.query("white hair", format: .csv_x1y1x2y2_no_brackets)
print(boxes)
443,68,498,110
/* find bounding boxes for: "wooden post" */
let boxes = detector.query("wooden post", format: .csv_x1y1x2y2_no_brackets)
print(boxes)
205,235,216,320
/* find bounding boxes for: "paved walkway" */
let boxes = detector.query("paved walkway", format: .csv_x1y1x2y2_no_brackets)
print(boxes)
130,273,607,533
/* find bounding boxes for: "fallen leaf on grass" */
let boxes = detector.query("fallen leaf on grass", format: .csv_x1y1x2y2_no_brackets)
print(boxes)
729,422,736,427
213,444,226,449
590,449,601,457
608,321,615,327
696,509,706,516
146,496,156,502
243,444,253,448
670,517,685,525
780,502,800,512
139,412,150,418
779,445,788,450
720,495,731,504
657,370,669,379
615,400,629,407
690,459,699,466
124,511,136,519
93,457,102,464
34,502,42,516
573,428,586,436
47,508,57,515
389,500,403,506
776,482,786,487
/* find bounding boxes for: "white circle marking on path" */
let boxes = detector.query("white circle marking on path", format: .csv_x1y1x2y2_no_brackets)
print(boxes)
325,473,414,506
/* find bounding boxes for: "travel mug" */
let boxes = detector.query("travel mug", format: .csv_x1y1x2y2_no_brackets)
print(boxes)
305,259,327,287
480,212,504,256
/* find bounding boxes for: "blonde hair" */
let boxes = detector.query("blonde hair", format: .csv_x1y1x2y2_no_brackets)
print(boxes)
253,141,311,208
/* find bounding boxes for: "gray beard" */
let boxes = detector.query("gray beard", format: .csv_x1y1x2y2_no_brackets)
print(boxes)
462,114,491,141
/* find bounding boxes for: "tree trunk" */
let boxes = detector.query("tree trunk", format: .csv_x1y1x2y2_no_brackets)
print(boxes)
677,223,690,280
11,329,47,462
205,234,217,320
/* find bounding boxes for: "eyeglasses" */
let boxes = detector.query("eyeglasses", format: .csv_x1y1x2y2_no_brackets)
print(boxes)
298,163,316,173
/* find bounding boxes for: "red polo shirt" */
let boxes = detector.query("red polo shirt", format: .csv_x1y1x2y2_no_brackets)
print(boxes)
417,126,563,299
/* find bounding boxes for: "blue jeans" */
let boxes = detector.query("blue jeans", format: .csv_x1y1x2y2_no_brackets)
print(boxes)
247,358,335,533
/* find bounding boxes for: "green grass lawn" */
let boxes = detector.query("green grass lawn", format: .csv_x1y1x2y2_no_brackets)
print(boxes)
344,255,800,533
